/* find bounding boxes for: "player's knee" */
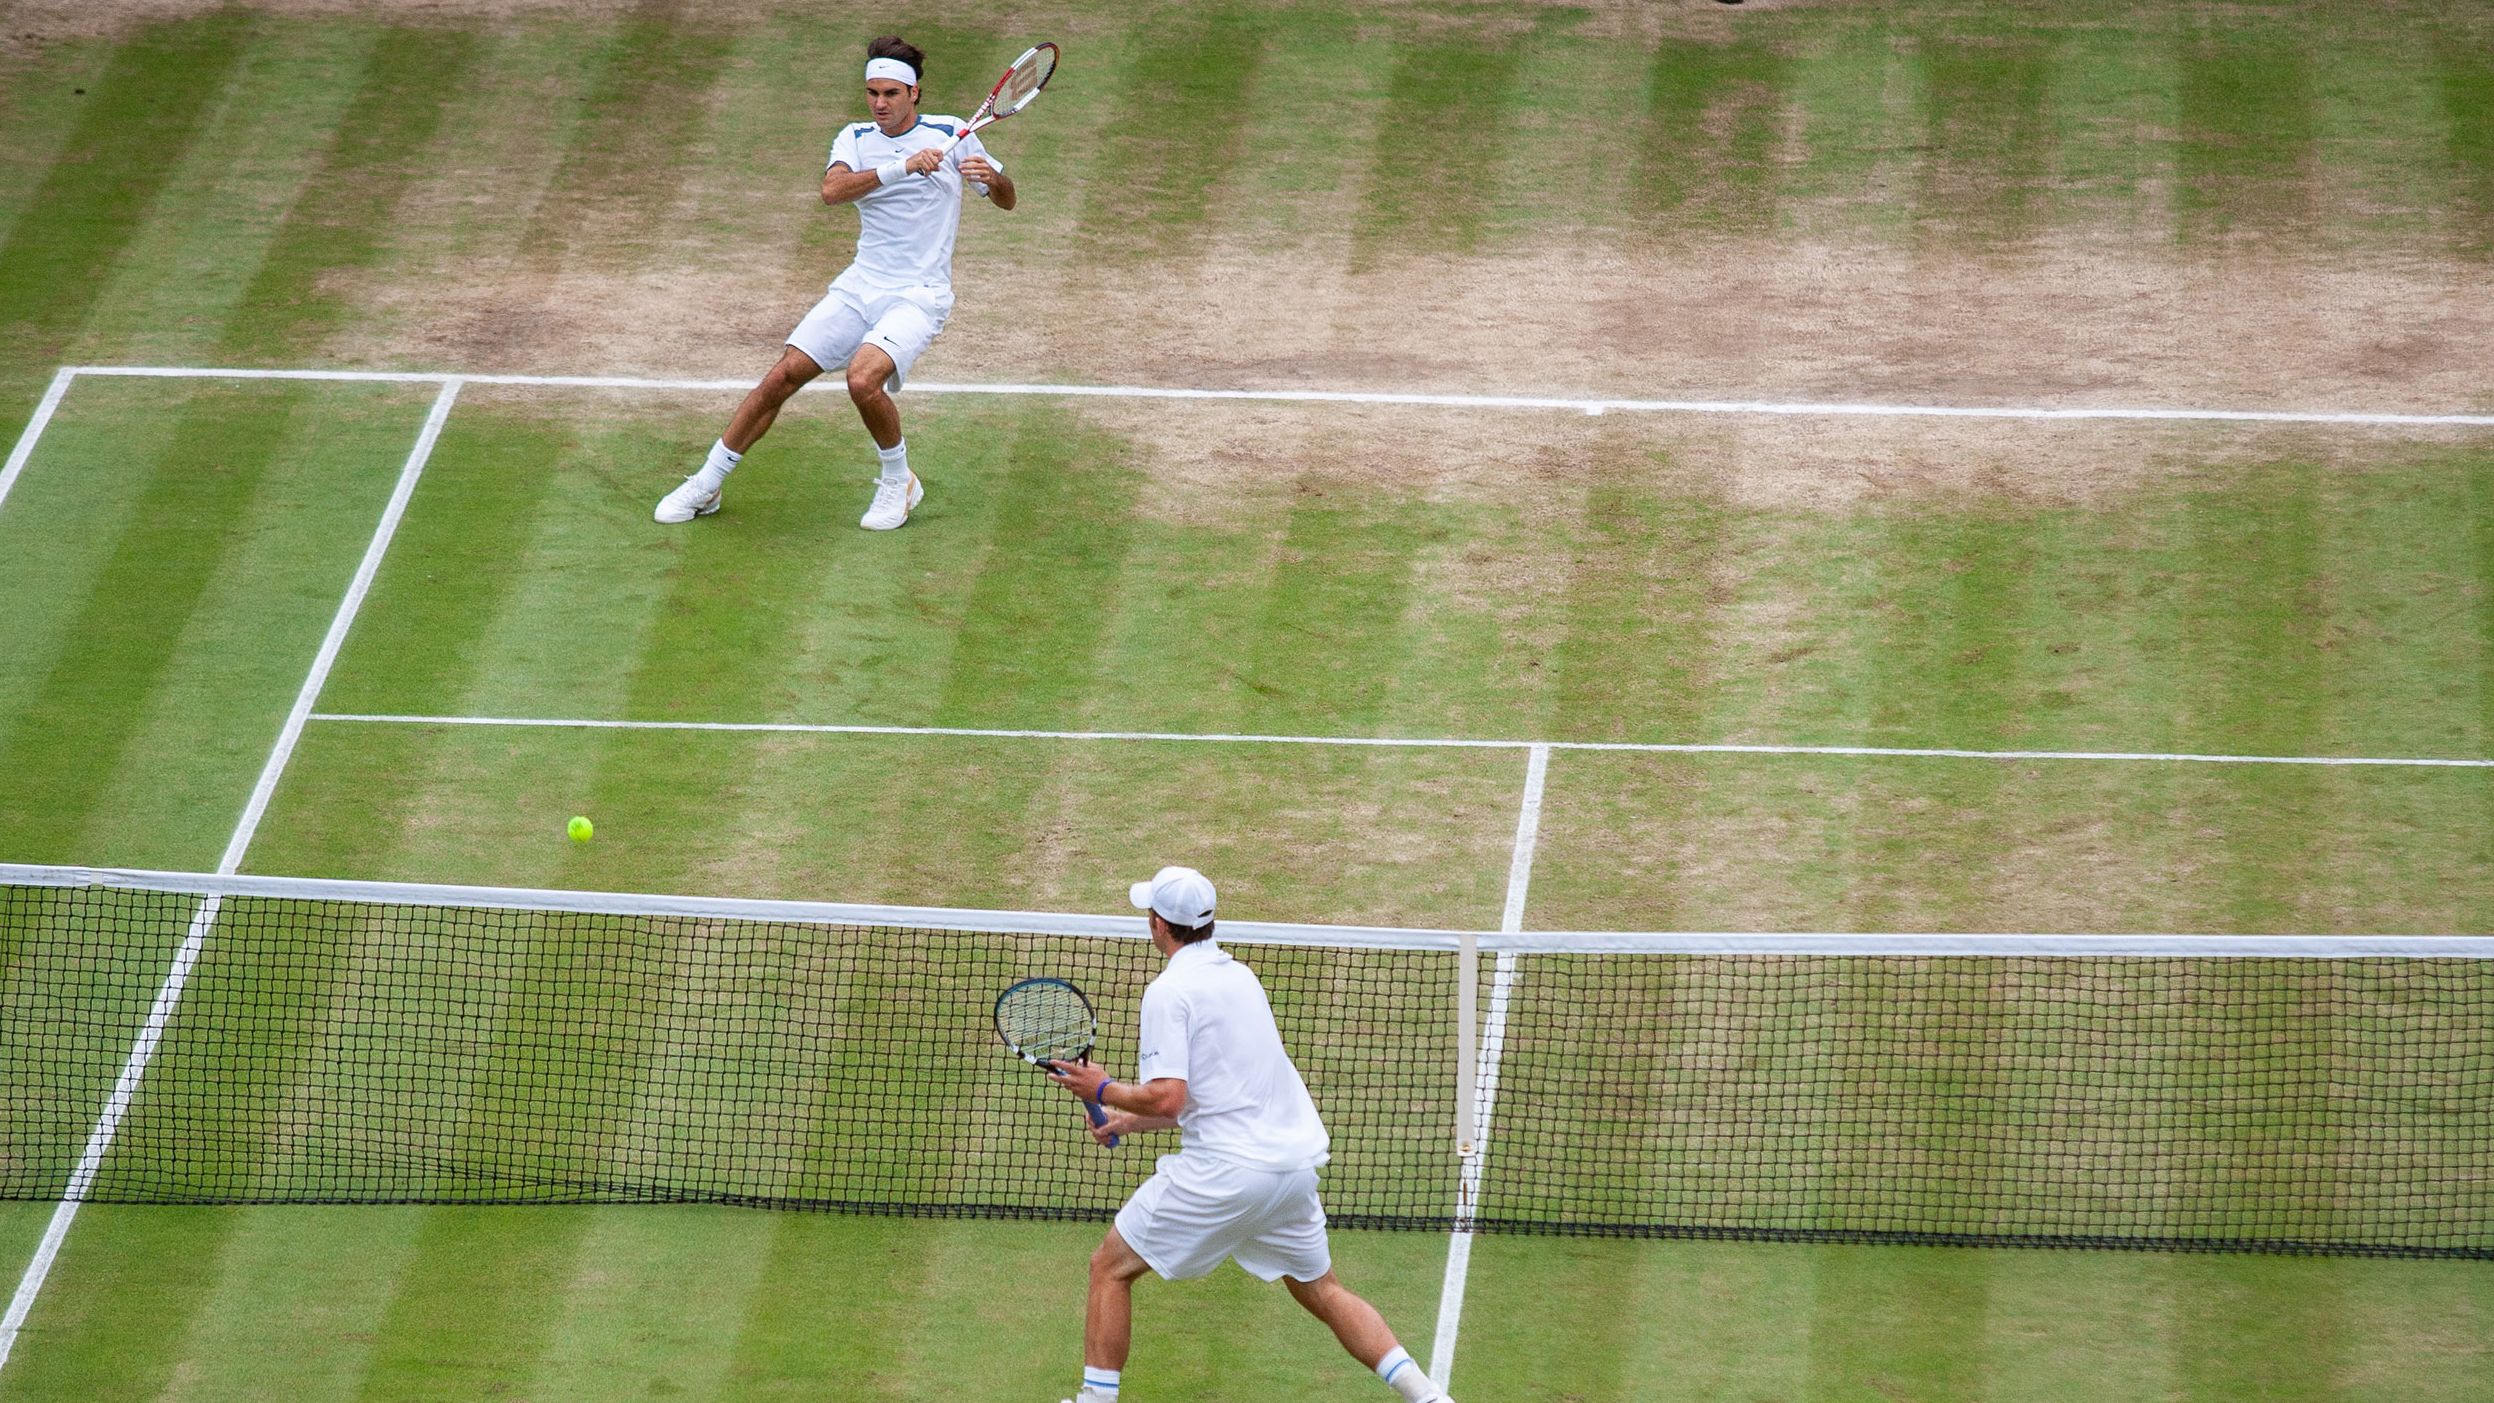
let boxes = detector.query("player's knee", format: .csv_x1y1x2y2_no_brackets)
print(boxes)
844,360,887,402
1283,1270,1340,1307
1090,1235,1147,1283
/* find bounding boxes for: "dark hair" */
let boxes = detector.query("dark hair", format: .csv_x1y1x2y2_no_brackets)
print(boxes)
1164,916,1215,945
867,34,925,81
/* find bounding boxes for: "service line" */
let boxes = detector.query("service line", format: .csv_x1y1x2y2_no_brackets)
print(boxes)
304,712,2494,771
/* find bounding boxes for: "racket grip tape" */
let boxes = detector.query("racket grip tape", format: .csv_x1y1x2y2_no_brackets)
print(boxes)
1089,1081,1121,1148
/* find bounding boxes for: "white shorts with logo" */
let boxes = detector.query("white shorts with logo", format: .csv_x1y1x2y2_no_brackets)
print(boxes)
1115,1152,1332,1283
785,272,952,391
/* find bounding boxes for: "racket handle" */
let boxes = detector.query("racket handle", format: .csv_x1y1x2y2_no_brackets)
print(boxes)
1085,1099,1120,1149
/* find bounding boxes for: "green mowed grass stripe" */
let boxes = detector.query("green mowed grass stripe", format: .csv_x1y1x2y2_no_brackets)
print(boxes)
214,26,483,363
2042,18,2169,217
346,1207,592,1400
2308,21,2454,246
1778,13,1905,226
124,1205,422,1402
2173,20,2317,244
2328,1250,2494,1402
1547,459,1728,744
2445,40,2494,258
1912,31,2057,247
1526,751,2494,934
1350,34,1525,261
1074,8,1263,257
720,1209,943,1399
322,396,1102,725
0,1206,238,1401
0,13,252,419
0,40,115,257
514,1207,778,1400
512,9,738,267
1235,488,1439,737
1843,508,2037,929
1806,1247,1994,1399
340,16,616,283
924,411,1141,726
1210,6,1394,243
1634,33,1795,236
2171,1254,2351,1402
1453,1234,1817,1402
0,381,432,869
1976,1250,2175,1401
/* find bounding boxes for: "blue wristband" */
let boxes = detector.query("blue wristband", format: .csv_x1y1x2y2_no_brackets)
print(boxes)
1092,1079,1114,1109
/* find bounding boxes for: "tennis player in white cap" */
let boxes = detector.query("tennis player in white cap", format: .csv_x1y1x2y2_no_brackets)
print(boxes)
655,33,1013,532
1045,866,1455,1403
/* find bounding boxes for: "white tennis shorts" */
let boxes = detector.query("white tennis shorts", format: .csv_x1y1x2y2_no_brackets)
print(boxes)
1115,1152,1332,1283
785,275,952,391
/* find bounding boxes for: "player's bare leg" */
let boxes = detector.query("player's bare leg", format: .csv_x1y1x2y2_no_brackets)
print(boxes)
1066,1229,1151,1403
725,344,827,452
1285,1272,1454,1403
850,343,923,529
655,345,824,523
845,344,903,449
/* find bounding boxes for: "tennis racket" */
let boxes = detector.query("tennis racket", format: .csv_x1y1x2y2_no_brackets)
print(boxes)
933,41,1059,161
993,975,1119,1148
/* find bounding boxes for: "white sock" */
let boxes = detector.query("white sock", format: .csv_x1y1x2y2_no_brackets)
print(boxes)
1078,1365,1119,1401
876,439,909,485
697,439,740,485
1375,1346,1437,1402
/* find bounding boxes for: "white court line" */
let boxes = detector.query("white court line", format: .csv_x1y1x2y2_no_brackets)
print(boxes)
0,379,466,1375
304,711,2494,771
60,363,2494,427
0,367,77,513
1429,744,1546,1386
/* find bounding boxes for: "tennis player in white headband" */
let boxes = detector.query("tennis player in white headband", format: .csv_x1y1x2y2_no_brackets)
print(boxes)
656,34,1016,532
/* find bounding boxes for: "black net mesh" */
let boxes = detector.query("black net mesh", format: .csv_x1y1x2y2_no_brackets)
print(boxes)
3,879,2489,1257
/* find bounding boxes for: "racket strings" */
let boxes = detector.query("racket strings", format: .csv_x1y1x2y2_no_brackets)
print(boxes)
997,983,1092,1057
1000,47,1056,112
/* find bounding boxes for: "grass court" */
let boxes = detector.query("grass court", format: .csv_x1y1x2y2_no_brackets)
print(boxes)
3,1,2493,1398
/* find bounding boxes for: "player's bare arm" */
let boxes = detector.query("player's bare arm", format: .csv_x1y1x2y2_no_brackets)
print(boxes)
820,146,948,205
960,155,1016,210
1047,1063,1182,1142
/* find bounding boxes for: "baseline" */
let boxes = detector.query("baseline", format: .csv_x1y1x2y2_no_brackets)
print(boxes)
62,363,2494,429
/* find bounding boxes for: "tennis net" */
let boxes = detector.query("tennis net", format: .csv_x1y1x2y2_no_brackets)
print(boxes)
4,865,2490,1258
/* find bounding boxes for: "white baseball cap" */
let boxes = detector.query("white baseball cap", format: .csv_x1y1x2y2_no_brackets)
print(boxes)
1129,865,1216,928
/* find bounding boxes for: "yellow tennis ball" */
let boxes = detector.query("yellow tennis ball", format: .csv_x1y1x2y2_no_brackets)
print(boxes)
567,815,594,843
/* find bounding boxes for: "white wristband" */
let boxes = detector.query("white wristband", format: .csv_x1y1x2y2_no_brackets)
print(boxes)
875,159,907,187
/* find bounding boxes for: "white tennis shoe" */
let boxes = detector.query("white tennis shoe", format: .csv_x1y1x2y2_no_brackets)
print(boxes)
860,470,922,530
654,472,723,524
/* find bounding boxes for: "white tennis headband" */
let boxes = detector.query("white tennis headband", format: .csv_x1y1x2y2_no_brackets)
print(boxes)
865,57,917,86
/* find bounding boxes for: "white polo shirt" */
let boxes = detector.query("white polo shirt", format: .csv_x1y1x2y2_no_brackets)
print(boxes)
1135,941,1330,1174
824,116,1001,292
